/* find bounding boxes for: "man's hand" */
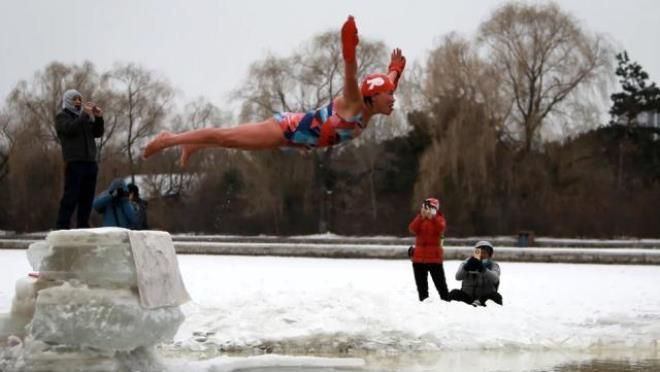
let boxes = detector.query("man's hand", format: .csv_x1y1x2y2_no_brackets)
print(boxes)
341,15,359,63
92,105,103,117
388,48,406,88
83,102,94,115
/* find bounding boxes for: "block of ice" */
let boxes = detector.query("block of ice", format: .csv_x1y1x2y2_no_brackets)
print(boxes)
46,227,130,247
0,314,29,342
3,228,190,370
30,284,184,351
128,231,191,308
4,340,164,372
4,338,120,372
35,244,137,288
10,277,44,320
26,241,50,271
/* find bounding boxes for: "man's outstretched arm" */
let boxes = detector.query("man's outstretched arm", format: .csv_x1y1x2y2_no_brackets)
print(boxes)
341,15,361,105
388,48,406,90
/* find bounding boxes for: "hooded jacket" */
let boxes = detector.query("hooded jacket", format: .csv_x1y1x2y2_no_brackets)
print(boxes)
408,213,446,263
55,109,104,163
93,179,139,228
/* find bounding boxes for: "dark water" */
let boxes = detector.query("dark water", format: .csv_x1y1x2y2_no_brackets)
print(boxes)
546,358,660,372
233,350,660,372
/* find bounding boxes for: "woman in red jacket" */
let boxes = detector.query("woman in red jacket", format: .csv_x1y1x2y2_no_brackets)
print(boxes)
408,197,449,302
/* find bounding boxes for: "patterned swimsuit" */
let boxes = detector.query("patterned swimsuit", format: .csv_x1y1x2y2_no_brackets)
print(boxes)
274,100,365,148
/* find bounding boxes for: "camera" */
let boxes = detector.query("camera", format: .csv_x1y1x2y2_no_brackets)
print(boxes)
111,188,126,199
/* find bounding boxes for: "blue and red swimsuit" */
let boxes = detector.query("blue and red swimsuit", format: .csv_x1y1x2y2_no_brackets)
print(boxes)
274,100,365,148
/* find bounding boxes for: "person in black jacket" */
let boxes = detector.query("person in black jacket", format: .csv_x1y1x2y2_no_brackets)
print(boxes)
54,89,104,229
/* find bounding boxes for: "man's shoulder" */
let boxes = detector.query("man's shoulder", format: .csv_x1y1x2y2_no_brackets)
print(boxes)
55,110,73,119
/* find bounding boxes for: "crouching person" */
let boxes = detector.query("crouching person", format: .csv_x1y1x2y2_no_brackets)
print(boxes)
449,240,503,307
93,178,139,228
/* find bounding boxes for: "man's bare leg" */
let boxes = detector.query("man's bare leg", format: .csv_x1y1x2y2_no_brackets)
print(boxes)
143,119,286,159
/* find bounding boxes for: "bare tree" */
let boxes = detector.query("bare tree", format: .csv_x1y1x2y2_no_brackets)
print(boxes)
0,110,11,183
104,63,174,183
235,32,388,117
409,34,505,222
478,2,612,153
6,61,100,145
172,98,233,132
155,99,233,199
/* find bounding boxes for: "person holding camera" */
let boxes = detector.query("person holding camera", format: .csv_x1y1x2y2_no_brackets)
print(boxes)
408,197,449,302
92,178,139,228
449,240,503,307
127,183,149,230
54,89,104,229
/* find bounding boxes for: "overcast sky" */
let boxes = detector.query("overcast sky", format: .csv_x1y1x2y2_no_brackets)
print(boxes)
1,0,659,112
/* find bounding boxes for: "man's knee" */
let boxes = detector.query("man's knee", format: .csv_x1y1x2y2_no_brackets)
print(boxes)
448,289,465,302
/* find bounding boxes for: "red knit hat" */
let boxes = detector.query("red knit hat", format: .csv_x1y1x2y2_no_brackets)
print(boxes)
360,73,395,97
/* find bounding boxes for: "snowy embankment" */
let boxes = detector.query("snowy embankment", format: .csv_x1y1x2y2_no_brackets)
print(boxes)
2,250,659,371
169,255,660,353
2,233,660,264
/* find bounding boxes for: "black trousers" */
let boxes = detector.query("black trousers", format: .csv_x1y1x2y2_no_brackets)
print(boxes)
56,161,98,229
412,263,449,301
448,289,503,306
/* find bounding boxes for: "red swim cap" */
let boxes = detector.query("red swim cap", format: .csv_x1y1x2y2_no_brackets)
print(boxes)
424,197,440,209
360,73,395,97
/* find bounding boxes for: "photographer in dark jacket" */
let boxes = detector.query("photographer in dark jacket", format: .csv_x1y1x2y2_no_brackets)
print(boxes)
54,89,104,229
127,183,148,230
449,240,503,307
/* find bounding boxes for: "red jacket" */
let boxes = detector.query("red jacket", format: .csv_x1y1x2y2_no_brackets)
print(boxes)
408,213,446,263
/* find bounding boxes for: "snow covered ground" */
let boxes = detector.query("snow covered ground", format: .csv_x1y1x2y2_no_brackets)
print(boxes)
2,249,660,371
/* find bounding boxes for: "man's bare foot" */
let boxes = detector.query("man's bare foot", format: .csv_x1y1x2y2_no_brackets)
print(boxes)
179,144,206,168
143,132,175,159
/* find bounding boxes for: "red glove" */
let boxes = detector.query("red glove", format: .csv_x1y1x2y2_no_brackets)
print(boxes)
341,16,359,63
388,50,406,89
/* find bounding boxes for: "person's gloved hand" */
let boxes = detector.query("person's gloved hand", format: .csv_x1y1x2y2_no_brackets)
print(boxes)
341,15,359,63
464,256,483,272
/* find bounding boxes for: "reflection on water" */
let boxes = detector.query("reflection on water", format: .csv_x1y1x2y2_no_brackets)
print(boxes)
162,349,660,372
548,358,660,372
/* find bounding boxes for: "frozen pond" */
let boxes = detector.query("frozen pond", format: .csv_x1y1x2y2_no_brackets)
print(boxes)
1,250,659,371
